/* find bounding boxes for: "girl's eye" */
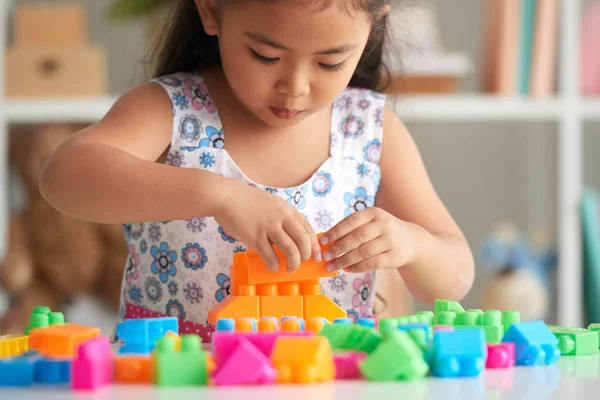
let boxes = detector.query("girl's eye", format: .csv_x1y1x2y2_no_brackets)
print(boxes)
250,49,278,64
319,61,346,72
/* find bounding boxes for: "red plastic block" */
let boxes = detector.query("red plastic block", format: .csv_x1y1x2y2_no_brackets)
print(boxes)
486,342,515,369
212,338,276,385
335,352,367,379
72,336,113,391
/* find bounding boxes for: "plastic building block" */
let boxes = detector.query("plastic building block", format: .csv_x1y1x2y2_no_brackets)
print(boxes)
165,331,181,351
260,295,303,320
553,328,599,356
378,319,398,332
416,311,434,325
212,338,277,385
502,320,561,366
486,342,515,368
29,323,100,358
282,316,305,331
303,294,347,322
334,351,367,379
281,318,302,332
72,336,112,391
434,299,465,324
236,318,257,333
216,319,235,332
502,311,520,334
116,317,178,354
357,318,376,328
0,335,29,358
35,358,71,384
259,317,279,332
305,318,328,334
271,335,335,384
24,306,65,335
154,334,207,386
359,330,428,381
433,325,454,333
115,355,151,384
319,323,381,354
334,318,353,324
429,328,487,378
0,353,39,387
398,324,431,342
212,331,312,366
208,296,260,325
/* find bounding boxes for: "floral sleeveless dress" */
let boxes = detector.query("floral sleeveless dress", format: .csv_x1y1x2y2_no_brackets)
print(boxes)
115,71,385,342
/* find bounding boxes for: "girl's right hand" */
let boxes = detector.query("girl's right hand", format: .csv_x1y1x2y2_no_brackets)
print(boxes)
213,182,322,274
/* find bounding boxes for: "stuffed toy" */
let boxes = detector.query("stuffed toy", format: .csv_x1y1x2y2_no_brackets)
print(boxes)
0,124,127,334
478,221,557,321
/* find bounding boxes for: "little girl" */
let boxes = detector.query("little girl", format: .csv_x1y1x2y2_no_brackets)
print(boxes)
39,0,474,340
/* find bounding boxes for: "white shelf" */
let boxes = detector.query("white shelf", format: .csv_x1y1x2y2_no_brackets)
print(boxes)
581,98,600,120
6,96,118,124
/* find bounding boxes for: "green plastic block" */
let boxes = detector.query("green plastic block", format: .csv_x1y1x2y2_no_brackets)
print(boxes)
24,306,64,335
437,311,457,326
154,334,207,386
378,318,398,332
341,326,366,349
501,310,520,334
434,299,464,324
354,328,382,354
407,328,428,350
554,329,599,356
318,323,354,349
359,330,429,381
416,311,434,325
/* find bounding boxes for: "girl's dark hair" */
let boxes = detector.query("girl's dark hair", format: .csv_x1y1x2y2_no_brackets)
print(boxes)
148,0,391,92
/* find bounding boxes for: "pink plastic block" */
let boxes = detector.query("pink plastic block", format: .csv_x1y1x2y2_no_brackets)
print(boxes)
212,338,276,385
433,325,454,333
486,342,515,369
334,352,367,379
212,331,312,366
72,336,113,391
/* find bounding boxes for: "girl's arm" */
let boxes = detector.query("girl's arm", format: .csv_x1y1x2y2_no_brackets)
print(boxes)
375,106,475,304
39,82,238,224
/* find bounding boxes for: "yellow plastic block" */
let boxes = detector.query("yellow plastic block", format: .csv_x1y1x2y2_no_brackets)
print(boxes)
207,296,260,325
271,336,335,383
260,295,303,321
165,331,181,351
303,295,346,322
0,335,29,358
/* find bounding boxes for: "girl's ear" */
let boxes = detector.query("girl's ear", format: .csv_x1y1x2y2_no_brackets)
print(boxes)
195,0,219,36
377,4,391,20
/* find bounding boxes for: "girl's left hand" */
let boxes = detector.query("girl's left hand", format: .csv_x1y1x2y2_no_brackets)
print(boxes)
320,207,418,273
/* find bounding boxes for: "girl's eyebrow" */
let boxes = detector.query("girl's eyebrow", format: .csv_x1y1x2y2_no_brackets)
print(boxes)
244,32,358,55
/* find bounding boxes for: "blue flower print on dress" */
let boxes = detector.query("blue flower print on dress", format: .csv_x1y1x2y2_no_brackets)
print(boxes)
166,299,186,319
356,162,370,177
158,76,182,87
200,152,216,168
145,277,163,303
128,285,143,305
218,226,236,243
346,308,360,323
179,114,203,144
181,243,208,270
285,184,308,209
167,151,186,167
168,280,179,296
171,92,189,110
151,242,177,283
334,95,352,111
148,223,162,243
312,171,333,197
215,273,231,302
122,224,132,240
363,139,381,163
344,187,375,217
340,115,364,139
199,126,225,149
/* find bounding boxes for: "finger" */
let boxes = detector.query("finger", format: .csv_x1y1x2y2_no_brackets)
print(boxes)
323,221,381,262
325,236,388,272
283,217,311,262
268,229,301,274
321,209,375,247
256,238,281,273
297,214,322,262
343,253,390,274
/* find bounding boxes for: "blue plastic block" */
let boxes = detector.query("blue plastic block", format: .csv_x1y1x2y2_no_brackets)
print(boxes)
0,354,39,387
431,328,486,378
35,358,70,384
240,317,257,332
502,320,560,366
357,318,376,328
334,318,353,325
282,316,305,331
398,324,431,341
116,317,179,354
216,318,235,332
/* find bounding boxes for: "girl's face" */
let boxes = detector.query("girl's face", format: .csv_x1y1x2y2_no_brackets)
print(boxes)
199,1,375,129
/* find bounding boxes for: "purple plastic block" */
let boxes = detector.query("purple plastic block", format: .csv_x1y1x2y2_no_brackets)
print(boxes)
212,331,312,366
72,337,113,391
334,352,367,379
212,338,276,385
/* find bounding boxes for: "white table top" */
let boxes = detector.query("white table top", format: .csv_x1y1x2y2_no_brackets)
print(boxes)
0,353,598,399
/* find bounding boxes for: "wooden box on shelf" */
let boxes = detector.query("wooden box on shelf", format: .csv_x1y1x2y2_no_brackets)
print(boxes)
4,3,107,98
386,75,459,95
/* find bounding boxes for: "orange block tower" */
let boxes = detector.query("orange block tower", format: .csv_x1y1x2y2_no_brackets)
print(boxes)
208,234,346,325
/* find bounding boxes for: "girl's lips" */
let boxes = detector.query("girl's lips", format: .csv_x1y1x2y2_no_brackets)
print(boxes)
270,106,302,119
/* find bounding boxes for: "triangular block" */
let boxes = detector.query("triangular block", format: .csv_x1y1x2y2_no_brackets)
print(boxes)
212,338,276,385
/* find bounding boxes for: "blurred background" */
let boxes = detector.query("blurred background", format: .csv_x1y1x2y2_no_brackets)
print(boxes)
0,0,598,336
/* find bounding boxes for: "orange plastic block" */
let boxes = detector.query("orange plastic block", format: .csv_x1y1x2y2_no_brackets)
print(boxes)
303,295,347,322
260,295,303,321
271,336,335,383
115,356,151,384
165,331,181,351
235,319,256,333
206,354,215,374
258,319,278,332
281,319,302,332
0,335,29,358
305,318,327,334
208,296,260,325
28,323,100,358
